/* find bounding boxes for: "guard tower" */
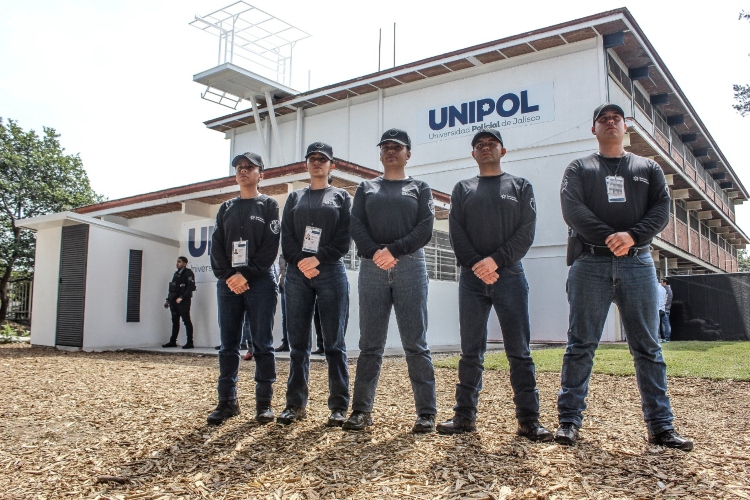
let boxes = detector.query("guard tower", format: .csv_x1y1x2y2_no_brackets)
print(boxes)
190,1,310,170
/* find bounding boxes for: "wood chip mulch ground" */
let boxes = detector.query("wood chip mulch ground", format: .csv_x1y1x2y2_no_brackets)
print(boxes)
1,344,749,499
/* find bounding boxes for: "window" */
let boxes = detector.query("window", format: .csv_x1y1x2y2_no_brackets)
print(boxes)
710,230,718,244
700,222,709,238
344,229,459,282
675,201,687,223
607,54,633,96
633,86,654,118
689,213,699,231
126,250,143,322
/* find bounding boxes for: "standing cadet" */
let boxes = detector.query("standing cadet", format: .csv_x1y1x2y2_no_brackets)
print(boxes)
556,103,693,450
207,152,280,426
437,129,552,441
162,256,196,349
278,142,352,427
344,128,437,433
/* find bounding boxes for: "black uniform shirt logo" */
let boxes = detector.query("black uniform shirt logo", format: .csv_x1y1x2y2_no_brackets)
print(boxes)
270,220,281,234
402,186,419,199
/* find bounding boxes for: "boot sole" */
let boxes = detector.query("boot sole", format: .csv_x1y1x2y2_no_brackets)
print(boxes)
206,411,240,426
342,419,372,431
518,432,554,442
554,435,577,446
436,426,477,435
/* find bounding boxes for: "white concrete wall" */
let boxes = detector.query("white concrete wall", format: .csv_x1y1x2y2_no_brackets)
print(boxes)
29,225,62,346
81,225,178,350
28,38,630,349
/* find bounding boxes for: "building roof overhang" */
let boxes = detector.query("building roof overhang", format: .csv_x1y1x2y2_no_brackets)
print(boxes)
17,212,179,247
203,7,748,204
72,160,451,221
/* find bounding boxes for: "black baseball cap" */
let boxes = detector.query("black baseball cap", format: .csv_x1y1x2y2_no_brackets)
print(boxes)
305,142,334,161
231,152,264,171
592,103,625,125
377,128,411,149
471,128,504,147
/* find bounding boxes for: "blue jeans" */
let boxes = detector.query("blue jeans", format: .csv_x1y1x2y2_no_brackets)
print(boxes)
660,310,671,342
351,250,437,415
284,262,350,410
216,271,277,403
455,263,539,422
558,253,674,434
279,288,288,344
241,311,253,354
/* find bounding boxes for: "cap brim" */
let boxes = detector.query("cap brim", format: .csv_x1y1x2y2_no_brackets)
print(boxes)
305,151,333,160
376,139,409,147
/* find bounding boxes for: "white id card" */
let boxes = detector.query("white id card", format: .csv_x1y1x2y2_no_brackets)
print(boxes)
232,240,248,267
606,176,626,203
303,226,322,253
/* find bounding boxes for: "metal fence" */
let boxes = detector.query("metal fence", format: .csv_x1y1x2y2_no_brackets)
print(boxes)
343,229,459,282
6,280,32,321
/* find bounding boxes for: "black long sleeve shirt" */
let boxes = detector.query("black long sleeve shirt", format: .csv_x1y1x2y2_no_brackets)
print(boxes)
281,186,352,266
211,195,281,281
560,152,670,246
166,267,196,301
449,173,536,269
350,177,435,259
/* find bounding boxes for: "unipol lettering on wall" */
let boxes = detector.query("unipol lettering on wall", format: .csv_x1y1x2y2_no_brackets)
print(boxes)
181,218,217,283
416,82,555,144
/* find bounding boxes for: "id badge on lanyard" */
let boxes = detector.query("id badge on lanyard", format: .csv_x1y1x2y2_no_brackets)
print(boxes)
303,226,322,253
232,240,248,267
606,176,626,203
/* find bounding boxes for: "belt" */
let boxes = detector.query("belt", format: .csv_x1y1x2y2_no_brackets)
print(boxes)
581,243,650,257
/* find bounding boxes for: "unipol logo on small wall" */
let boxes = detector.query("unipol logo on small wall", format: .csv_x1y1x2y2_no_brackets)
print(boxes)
416,82,555,144
181,219,217,283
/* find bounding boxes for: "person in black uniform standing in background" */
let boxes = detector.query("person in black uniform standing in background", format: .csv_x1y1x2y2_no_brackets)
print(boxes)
162,256,196,349
438,129,552,441
207,151,280,426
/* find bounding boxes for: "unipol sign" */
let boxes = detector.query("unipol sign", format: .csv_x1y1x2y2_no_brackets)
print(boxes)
416,82,555,144
180,218,217,283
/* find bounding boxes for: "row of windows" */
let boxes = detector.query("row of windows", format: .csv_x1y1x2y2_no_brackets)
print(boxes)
344,229,458,282
674,199,734,253
608,52,734,214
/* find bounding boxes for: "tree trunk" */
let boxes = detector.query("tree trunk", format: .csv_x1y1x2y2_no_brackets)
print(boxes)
0,261,12,322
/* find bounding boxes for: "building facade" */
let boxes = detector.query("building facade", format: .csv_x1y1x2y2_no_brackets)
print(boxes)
20,8,748,350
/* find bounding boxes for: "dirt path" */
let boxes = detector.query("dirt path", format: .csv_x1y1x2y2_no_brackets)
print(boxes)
1,344,748,499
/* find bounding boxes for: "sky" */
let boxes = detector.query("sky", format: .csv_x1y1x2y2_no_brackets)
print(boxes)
1,0,749,229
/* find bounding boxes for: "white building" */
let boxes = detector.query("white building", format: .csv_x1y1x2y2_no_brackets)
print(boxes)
19,8,749,350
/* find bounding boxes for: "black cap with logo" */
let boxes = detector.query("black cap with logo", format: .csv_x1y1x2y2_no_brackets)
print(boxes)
471,128,504,147
592,103,625,126
305,142,334,161
377,128,411,149
231,152,264,172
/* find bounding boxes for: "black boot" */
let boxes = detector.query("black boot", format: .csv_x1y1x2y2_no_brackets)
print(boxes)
207,400,241,425
162,340,178,348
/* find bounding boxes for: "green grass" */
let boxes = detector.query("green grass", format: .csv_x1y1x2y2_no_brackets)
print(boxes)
434,341,750,381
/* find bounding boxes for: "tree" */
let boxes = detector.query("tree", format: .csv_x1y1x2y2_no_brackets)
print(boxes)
739,249,750,272
733,11,750,116
0,119,104,321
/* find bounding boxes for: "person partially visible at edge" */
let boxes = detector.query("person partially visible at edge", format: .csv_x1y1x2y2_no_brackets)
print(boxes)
556,103,693,451
277,142,352,428
207,152,280,426
343,128,438,434
274,255,290,352
660,278,673,342
437,129,553,442
657,278,667,342
162,256,196,349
